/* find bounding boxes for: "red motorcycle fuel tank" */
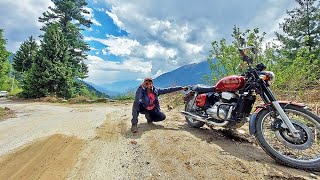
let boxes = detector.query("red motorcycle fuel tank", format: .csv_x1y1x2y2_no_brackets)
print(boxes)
215,75,246,92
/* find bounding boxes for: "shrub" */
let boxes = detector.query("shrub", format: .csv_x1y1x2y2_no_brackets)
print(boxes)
39,96,59,103
68,96,90,104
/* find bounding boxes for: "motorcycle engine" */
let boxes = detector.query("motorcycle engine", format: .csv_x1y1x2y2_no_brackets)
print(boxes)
206,92,238,120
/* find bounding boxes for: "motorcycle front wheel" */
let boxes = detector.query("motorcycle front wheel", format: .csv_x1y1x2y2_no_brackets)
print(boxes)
255,104,320,171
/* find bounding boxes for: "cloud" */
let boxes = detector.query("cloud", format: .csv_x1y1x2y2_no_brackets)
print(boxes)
248,1,297,44
83,7,102,26
105,10,124,29
96,8,105,12
145,43,177,59
84,55,151,84
98,0,296,80
85,35,140,56
0,0,53,52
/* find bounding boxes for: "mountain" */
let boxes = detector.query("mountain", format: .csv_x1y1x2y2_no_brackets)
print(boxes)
153,61,212,88
84,81,120,97
8,53,15,63
78,80,109,98
86,60,213,95
102,80,141,93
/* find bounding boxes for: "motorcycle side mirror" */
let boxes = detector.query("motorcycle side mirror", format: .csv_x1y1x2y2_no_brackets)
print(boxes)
251,47,256,54
256,63,266,71
239,36,246,47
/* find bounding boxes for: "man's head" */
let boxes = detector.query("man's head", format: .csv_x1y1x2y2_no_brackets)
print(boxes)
142,77,153,90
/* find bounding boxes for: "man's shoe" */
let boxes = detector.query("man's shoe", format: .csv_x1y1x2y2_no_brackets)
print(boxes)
131,124,138,133
145,113,153,124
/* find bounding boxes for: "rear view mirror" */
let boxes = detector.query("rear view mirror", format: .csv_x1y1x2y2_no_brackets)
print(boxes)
239,36,246,47
251,47,256,54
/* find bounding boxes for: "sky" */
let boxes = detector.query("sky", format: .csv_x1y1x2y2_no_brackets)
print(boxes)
0,0,297,87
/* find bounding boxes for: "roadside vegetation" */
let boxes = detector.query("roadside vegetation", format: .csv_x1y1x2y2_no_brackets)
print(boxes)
0,107,15,121
0,0,104,100
207,0,319,92
0,107,4,120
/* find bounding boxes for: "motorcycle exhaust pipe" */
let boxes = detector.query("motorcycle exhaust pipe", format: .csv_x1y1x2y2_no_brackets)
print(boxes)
181,111,229,126
180,111,208,123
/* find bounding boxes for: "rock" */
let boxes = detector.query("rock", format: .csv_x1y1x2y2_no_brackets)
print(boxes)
130,140,137,145
4,107,10,110
310,173,318,179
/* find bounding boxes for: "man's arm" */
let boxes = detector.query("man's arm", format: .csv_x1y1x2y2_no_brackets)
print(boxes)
157,86,183,95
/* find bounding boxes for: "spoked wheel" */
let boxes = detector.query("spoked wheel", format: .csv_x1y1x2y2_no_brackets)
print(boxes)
185,97,205,128
255,105,320,171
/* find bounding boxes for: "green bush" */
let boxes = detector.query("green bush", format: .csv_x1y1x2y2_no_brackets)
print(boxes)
114,91,135,101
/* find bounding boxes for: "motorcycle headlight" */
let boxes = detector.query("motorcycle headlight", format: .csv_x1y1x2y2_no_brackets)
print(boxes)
260,71,275,85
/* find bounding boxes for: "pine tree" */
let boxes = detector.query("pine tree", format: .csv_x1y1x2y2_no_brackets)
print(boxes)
274,0,320,87
39,0,91,80
13,36,38,73
23,23,74,98
276,0,320,60
0,29,10,90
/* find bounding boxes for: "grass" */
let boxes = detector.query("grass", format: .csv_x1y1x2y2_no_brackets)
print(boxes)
114,91,135,101
0,107,15,121
0,107,4,120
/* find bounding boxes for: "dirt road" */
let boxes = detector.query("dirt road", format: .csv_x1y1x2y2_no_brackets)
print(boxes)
0,99,318,179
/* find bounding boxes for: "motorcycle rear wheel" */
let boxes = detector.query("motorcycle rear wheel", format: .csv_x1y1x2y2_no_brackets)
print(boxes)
185,97,205,128
255,104,320,171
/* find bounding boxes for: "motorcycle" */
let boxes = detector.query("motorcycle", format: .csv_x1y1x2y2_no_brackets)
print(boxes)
181,46,320,171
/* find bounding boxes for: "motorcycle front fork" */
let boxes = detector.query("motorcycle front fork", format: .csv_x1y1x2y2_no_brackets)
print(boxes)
272,101,300,138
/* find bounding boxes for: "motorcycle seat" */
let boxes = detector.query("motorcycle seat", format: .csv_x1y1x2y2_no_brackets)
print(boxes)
192,84,215,93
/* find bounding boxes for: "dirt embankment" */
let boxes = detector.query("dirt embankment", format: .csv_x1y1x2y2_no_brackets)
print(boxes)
0,135,85,179
0,99,319,179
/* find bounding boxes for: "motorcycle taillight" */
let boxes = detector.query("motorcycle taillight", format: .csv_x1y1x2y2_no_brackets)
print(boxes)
196,94,207,108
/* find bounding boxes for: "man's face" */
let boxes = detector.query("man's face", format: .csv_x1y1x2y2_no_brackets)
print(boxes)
145,81,153,90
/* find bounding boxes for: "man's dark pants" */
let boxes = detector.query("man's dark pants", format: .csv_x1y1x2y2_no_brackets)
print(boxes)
131,104,166,124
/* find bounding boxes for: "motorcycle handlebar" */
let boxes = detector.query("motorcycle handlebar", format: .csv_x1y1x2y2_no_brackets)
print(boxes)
238,46,255,65
238,49,250,63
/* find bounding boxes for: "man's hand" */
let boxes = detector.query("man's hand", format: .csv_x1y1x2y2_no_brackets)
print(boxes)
182,86,188,91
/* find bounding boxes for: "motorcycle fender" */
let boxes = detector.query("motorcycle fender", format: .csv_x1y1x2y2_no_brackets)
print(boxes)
249,107,263,135
248,101,305,135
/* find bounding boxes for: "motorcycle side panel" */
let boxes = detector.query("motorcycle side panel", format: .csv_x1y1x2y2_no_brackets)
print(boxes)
196,94,207,108
215,75,245,92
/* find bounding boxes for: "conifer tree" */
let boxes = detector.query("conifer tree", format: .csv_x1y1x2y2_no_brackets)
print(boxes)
39,0,91,80
13,36,38,73
276,0,320,60
0,29,10,90
23,23,74,98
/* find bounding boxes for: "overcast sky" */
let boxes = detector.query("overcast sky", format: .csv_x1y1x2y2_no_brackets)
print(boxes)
0,0,297,85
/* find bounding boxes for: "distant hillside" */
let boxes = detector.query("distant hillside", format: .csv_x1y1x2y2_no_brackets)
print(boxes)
102,80,141,93
8,53,15,63
81,80,110,98
84,81,120,97
86,60,214,94
153,61,212,88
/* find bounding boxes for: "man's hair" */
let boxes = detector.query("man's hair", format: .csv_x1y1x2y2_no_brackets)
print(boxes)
144,77,153,82
141,77,153,88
